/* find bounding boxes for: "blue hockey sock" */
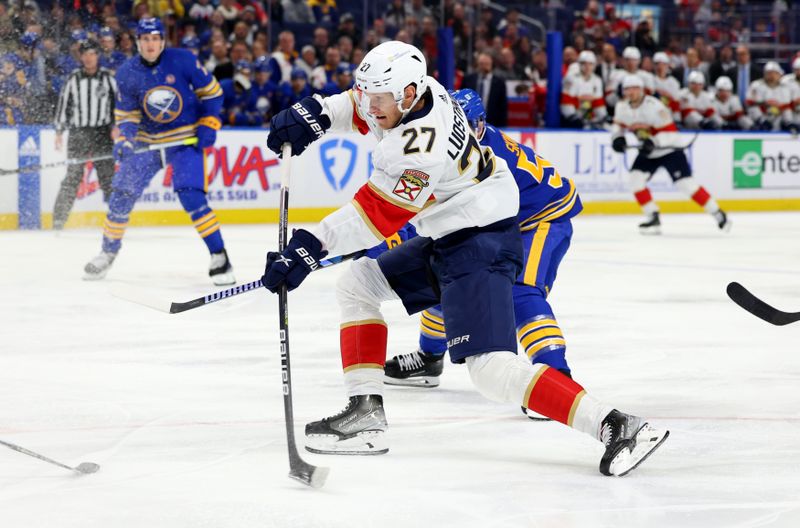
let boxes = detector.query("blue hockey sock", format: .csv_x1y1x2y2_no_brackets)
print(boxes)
419,306,447,356
101,190,137,254
177,189,225,254
514,288,570,374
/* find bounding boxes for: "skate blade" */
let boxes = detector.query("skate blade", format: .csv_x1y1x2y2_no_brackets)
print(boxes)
211,271,236,286
305,430,388,455
609,424,670,476
383,375,440,388
83,269,109,281
638,226,662,236
719,220,732,233
524,409,552,421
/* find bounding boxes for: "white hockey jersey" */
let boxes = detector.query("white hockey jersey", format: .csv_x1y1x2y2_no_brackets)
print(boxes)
712,92,752,129
560,73,607,124
311,77,519,256
653,75,681,119
611,95,682,158
745,79,793,126
780,73,800,112
678,88,722,128
606,68,655,108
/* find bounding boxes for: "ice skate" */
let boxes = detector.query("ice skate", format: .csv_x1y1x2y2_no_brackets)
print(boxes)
384,349,444,387
714,209,731,232
523,369,572,420
638,212,661,235
598,409,669,476
305,395,388,455
83,251,116,280
209,249,235,285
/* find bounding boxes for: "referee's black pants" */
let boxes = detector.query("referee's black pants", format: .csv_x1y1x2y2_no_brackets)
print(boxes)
53,126,114,229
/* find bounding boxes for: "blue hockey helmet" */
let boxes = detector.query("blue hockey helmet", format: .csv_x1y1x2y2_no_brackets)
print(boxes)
449,88,487,131
136,17,165,38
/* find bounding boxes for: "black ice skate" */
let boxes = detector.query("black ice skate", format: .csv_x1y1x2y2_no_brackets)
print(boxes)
305,395,388,455
598,409,669,476
523,369,572,421
384,349,445,387
714,209,731,232
209,249,235,285
638,212,661,235
83,251,117,280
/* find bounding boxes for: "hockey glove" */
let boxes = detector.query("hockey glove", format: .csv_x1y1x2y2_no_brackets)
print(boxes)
640,138,655,155
267,96,331,157
196,116,221,149
612,136,627,153
262,229,328,293
113,139,135,163
700,118,719,130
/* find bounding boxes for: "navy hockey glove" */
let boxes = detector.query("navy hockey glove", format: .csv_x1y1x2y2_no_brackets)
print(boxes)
640,138,655,155
612,136,627,153
262,229,328,293
196,116,221,149
113,139,135,163
267,96,331,157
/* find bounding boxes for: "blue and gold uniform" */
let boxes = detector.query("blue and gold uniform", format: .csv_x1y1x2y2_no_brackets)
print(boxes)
99,18,228,263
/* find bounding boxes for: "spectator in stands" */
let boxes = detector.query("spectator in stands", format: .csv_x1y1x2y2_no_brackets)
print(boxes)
582,0,602,33
269,30,297,84
732,45,762,103
229,19,254,47
562,46,578,77
337,13,362,48
525,49,547,86
133,0,184,18
746,61,797,132
216,41,249,81
0,55,26,125
189,0,215,31
181,35,201,57
252,55,279,124
370,18,390,47
673,48,705,87
282,0,314,24
652,52,681,121
384,0,406,30
276,67,313,111
604,3,632,43
338,34,354,63
496,48,522,80
98,27,125,72
351,47,365,70
118,31,135,58
221,60,260,126
417,16,437,66
679,71,722,130
312,26,329,59
634,19,657,56
461,52,507,126
319,62,352,96
781,57,800,116
596,43,617,88
309,0,338,26
561,50,606,129
12,31,48,122
708,45,735,85
712,76,753,130
295,45,317,79
205,38,229,73
310,45,341,90
408,0,434,22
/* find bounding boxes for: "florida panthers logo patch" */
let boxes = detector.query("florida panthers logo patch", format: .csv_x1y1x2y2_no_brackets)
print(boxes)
143,86,183,123
392,169,430,201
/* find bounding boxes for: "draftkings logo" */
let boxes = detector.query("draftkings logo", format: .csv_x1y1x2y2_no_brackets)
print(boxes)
733,139,800,189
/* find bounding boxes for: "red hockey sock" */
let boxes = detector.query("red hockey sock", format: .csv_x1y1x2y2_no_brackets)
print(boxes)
524,366,587,426
340,321,388,372
634,188,654,206
691,186,711,206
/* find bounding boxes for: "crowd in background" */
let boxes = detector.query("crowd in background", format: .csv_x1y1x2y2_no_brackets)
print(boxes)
0,0,798,130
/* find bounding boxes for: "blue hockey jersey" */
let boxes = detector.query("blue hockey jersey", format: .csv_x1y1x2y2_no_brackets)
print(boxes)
482,124,582,231
114,48,223,144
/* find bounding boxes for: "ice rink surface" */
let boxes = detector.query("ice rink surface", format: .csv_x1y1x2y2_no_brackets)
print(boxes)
1,212,799,528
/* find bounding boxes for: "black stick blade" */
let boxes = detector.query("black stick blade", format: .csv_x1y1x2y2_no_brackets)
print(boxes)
726,282,800,326
289,462,329,489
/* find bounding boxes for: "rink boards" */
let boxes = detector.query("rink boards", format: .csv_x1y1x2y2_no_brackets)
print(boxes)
1,126,800,230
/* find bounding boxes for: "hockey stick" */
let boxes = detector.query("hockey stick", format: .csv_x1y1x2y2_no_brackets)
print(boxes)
277,142,329,488
109,250,366,314
626,130,701,152
0,438,100,474
0,137,198,176
726,282,800,326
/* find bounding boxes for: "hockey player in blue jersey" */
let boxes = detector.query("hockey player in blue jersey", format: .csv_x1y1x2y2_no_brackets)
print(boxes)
220,60,261,126
383,89,582,415
84,18,235,285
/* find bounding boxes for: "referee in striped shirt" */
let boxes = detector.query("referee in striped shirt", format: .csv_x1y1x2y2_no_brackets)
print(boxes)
53,40,117,230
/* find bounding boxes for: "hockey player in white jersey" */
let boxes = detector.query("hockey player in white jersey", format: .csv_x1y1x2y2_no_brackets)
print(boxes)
652,52,681,121
780,57,800,115
611,74,730,233
712,76,753,130
746,61,798,132
262,41,668,476
560,50,607,129
679,71,722,130
605,47,655,112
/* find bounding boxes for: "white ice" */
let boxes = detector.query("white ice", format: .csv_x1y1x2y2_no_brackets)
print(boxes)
1,212,799,528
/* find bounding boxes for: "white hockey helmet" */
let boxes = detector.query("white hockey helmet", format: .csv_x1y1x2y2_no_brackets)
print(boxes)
793,56,800,71
578,50,596,64
764,60,783,74
653,52,670,65
688,71,705,86
622,46,641,61
354,41,428,117
715,76,733,91
622,74,644,89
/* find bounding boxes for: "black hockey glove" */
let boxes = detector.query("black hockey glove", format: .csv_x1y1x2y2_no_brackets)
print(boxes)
700,118,719,130
262,229,328,293
612,136,627,153
267,96,331,157
640,138,655,155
